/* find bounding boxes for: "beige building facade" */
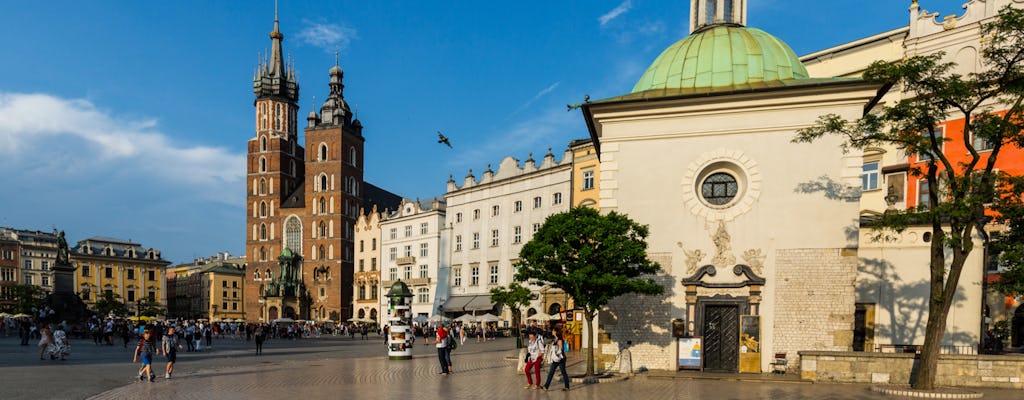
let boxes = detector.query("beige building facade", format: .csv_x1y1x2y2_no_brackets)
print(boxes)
353,206,383,322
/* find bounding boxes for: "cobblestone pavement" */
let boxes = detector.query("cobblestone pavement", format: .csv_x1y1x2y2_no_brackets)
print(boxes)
3,335,1020,400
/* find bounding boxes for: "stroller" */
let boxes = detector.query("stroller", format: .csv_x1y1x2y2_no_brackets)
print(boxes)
48,329,71,360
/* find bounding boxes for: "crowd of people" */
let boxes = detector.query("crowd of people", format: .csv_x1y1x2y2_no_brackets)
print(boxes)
3,307,576,389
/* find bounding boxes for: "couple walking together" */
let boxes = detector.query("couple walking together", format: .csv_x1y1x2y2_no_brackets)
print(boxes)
524,328,570,391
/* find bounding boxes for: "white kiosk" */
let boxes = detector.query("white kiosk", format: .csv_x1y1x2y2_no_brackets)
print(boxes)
386,280,414,360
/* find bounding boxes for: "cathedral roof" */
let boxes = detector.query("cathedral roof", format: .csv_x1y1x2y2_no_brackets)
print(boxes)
632,25,809,95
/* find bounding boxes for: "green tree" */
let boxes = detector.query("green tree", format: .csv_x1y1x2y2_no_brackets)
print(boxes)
5,284,45,314
794,6,1024,390
93,291,128,317
515,207,663,376
136,298,165,317
991,175,1024,295
490,283,532,348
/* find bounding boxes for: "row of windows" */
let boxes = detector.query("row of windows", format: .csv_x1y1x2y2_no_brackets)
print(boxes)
386,243,431,260
357,257,378,272
356,285,379,300
1,249,13,260
450,264,500,286
80,265,157,281
453,224,539,251
358,239,377,253
21,259,50,270
314,143,359,166
386,264,432,281
387,222,431,240
255,156,297,176
453,193,562,223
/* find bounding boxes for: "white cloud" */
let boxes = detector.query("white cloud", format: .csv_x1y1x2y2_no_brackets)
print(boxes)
0,92,244,203
599,1,633,26
296,21,358,53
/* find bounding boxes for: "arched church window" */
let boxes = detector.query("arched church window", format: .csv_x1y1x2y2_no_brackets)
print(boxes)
260,201,267,217
259,178,267,195
259,157,267,173
318,245,326,260
260,136,267,152
320,144,328,161
319,222,327,238
320,175,328,192
349,146,357,166
259,247,267,262
319,197,326,215
259,224,267,240
285,216,302,252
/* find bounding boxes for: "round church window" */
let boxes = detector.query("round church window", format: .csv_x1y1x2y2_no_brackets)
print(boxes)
701,172,738,205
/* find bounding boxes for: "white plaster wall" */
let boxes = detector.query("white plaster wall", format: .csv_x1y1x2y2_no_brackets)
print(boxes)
857,226,985,350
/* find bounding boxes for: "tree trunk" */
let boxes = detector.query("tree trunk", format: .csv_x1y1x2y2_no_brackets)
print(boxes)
912,229,962,390
584,309,595,376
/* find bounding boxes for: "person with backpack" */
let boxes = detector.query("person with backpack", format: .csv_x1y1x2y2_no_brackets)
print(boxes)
446,324,458,373
435,324,450,375
541,329,570,391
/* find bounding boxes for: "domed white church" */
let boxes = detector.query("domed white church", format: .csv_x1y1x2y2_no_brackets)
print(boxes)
581,0,885,373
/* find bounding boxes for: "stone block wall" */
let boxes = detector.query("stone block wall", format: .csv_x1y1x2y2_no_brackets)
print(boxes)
800,351,1024,389
600,253,678,371
773,248,858,370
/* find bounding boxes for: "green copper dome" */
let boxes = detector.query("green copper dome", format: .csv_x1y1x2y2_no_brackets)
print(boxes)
632,26,809,93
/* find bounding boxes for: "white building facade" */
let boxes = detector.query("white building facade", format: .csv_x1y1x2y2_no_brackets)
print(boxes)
379,198,446,319
443,149,573,324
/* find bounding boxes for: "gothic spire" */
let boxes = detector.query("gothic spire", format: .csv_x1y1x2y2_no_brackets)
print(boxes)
254,0,299,103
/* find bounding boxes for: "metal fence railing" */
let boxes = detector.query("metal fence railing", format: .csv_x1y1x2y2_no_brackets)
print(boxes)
874,344,977,355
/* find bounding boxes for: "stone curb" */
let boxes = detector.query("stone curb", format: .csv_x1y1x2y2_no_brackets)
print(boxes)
870,385,984,399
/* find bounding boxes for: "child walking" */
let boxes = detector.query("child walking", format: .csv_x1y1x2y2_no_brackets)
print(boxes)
133,327,157,382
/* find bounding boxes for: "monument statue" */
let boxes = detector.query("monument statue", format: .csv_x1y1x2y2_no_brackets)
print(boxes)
56,230,70,265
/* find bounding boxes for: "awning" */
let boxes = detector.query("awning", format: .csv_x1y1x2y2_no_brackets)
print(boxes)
463,295,496,312
442,295,474,312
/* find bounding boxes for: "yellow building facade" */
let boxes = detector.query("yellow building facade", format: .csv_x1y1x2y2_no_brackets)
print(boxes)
353,206,383,322
71,237,169,314
570,139,600,210
199,261,246,321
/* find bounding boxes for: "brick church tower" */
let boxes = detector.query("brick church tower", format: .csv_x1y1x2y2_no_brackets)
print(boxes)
244,7,364,323
301,54,365,322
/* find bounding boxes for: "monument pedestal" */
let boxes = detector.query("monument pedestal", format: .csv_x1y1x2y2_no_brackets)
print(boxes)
44,261,89,323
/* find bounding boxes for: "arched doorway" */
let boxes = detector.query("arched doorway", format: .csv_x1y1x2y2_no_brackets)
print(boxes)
284,306,296,319
370,309,378,321
358,309,365,319
268,306,279,320
527,308,537,318
1013,304,1024,347
548,303,562,316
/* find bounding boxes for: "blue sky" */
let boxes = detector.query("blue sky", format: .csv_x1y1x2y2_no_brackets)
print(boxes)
0,1,967,264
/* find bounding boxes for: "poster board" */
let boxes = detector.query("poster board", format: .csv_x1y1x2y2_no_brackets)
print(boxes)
739,315,760,373
677,337,703,370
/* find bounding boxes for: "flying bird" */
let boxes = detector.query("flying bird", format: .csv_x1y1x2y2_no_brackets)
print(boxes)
437,131,452,148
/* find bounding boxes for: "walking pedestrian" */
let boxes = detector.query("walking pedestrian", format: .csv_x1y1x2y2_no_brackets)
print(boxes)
161,326,183,379
541,329,569,391
133,327,157,382
254,326,266,355
435,324,450,375
523,331,545,389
